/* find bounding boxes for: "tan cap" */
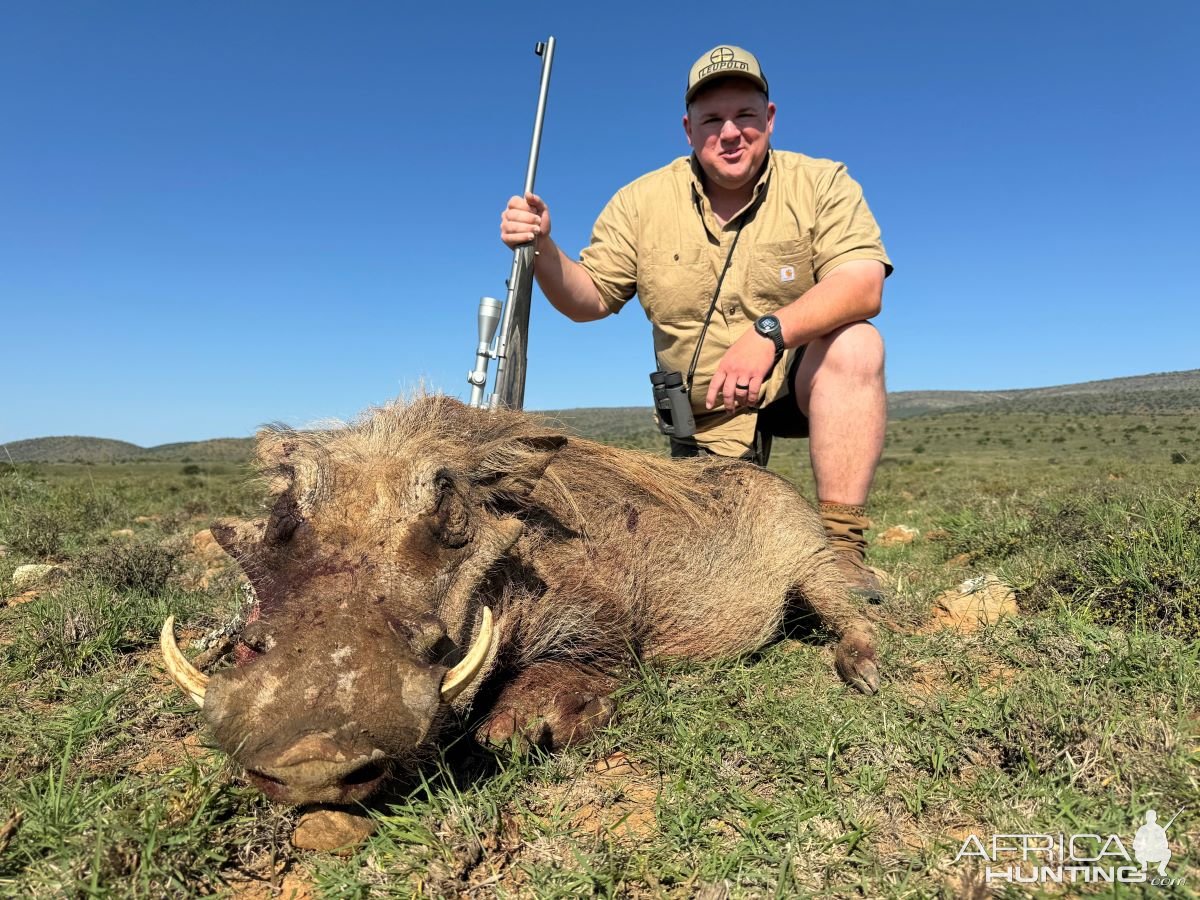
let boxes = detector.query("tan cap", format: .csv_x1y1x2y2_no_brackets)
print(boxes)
685,45,768,104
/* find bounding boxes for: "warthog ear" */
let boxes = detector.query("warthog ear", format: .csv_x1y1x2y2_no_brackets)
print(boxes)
474,434,567,500
255,428,299,493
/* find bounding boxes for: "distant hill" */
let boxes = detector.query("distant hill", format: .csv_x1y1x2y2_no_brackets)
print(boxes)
0,436,146,464
887,369,1200,418
0,436,255,465
144,438,256,463
5,369,1198,463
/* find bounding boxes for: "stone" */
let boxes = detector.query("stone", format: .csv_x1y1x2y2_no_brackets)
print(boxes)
594,751,643,778
11,564,66,591
878,525,919,546
110,528,135,539
929,574,1018,633
291,807,377,854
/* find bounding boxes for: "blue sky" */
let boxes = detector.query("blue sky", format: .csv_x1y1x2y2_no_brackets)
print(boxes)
2,1,1197,446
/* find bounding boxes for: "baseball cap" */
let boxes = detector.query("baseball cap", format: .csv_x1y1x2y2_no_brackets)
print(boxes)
685,45,769,104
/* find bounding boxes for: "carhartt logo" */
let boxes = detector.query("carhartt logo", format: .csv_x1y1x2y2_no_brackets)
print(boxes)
780,265,795,283
710,47,736,65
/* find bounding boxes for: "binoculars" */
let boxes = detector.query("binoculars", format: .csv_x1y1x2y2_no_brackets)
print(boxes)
649,370,696,438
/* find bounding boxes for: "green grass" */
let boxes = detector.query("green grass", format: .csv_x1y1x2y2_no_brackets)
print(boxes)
0,410,1197,897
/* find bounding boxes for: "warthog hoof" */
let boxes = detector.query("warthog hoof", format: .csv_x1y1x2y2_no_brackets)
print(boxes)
834,628,880,695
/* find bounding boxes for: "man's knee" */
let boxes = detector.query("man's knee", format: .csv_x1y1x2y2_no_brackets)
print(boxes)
810,321,885,383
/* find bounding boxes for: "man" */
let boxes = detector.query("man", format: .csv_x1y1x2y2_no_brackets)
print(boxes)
499,45,892,600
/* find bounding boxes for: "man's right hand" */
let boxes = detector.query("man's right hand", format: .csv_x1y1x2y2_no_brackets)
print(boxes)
500,192,552,249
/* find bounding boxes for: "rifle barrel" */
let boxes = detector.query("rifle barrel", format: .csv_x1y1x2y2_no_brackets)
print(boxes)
491,36,556,410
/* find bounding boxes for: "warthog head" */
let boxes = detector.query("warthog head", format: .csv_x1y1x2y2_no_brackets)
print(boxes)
161,398,565,805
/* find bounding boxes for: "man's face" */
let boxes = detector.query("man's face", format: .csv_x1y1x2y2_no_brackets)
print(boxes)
683,80,775,193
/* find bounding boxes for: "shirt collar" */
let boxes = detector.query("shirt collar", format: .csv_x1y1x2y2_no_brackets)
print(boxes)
688,149,774,215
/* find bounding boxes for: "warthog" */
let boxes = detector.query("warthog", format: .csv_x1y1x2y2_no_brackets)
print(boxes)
162,395,879,810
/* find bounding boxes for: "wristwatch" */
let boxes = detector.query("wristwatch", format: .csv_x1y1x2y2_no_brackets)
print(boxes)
754,314,786,358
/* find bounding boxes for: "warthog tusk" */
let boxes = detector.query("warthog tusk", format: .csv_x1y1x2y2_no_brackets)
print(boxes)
161,616,208,707
441,607,493,703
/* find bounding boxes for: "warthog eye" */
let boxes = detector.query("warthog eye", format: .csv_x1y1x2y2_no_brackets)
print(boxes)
266,494,304,544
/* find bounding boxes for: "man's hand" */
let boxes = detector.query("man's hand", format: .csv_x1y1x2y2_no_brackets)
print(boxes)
500,192,552,250
705,330,780,412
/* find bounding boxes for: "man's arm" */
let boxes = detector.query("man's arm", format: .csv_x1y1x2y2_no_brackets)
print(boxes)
775,259,884,347
500,192,611,323
705,259,885,411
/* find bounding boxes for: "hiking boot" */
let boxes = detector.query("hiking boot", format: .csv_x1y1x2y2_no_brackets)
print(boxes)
820,501,888,604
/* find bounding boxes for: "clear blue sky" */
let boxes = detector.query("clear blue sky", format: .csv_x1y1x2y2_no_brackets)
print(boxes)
3,1,1197,446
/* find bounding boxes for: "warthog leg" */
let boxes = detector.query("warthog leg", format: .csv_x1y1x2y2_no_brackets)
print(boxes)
792,548,881,695
475,661,617,751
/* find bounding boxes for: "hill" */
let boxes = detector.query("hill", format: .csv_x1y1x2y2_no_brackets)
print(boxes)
887,369,1200,418
0,436,146,464
5,369,1198,463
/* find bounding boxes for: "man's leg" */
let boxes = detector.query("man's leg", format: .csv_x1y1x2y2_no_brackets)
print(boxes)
792,321,887,599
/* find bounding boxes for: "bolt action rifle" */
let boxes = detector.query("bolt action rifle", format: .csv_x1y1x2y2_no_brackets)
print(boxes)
467,36,556,411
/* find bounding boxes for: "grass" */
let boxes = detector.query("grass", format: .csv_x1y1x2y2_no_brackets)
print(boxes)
0,410,1197,897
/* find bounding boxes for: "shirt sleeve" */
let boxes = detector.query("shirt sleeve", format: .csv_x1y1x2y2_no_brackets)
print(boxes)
578,187,639,314
811,164,893,282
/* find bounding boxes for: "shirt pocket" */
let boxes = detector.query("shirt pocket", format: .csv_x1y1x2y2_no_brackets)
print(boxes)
749,238,814,315
639,246,715,324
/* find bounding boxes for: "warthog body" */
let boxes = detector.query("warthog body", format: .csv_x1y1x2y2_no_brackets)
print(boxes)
166,395,877,807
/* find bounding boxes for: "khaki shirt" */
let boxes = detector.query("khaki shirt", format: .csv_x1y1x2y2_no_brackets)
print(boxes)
579,150,892,456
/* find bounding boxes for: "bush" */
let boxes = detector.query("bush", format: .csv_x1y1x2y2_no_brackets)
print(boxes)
3,506,67,558
1041,490,1200,639
77,540,180,594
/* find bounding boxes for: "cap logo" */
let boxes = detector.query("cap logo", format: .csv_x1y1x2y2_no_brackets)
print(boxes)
697,46,751,81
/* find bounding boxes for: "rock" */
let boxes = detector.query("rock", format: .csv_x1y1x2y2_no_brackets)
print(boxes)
878,525,919,546
930,575,1018,633
191,529,226,562
133,515,160,525
12,564,66,591
925,529,950,542
2,590,42,608
291,807,376,854
110,528,135,539
944,553,972,568
0,544,8,558
178,529,241,591
594,751,643,778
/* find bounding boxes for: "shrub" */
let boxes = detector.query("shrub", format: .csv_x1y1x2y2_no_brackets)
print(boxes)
77,540,180,594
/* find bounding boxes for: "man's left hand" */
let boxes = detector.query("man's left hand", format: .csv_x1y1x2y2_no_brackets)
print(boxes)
705,331,780,412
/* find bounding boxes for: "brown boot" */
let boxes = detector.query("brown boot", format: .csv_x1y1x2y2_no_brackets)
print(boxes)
820,501,888,604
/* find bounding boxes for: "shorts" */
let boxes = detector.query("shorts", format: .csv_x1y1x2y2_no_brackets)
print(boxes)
670,346,808,466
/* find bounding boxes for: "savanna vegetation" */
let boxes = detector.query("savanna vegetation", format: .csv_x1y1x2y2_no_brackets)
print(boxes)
0,399,1196,897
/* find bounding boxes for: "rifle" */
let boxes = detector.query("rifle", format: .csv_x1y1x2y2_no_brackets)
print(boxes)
467,36,556,411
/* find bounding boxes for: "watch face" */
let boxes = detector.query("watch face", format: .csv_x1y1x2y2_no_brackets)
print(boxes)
758,315,781,335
